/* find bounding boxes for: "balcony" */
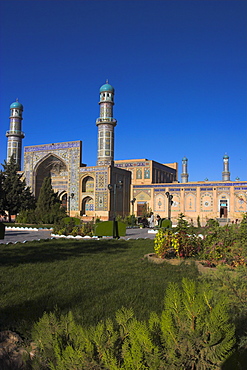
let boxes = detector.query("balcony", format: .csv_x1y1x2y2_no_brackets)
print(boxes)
6,130,25,138
96,117,117,125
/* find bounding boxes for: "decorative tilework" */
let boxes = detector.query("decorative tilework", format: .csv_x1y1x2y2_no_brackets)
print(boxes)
115,161,149,168
200,193,213,212
185,193,196,212
24,141,81,152
136,168,142,179
96,170,108,191
154,193,165,212
144,168,150,179
134,182,247,189
80,167,107,172
234,193,247,212
95,191,108,211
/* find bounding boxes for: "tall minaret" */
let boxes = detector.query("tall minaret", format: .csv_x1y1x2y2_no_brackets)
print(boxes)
181,156,189,183
6,99,25,170
222,154,230,181
96,81,117,166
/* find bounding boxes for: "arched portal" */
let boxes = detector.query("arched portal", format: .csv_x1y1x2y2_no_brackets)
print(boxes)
34,154,68,198
82,176,94,193
81,196,94,216
60,192,68,210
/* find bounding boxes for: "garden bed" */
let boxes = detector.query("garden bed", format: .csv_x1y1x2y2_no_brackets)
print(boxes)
144,253,217,273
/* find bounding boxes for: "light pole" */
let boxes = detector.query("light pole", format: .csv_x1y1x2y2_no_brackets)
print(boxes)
130,198,136,228
108,180,123,238
165,192,173,220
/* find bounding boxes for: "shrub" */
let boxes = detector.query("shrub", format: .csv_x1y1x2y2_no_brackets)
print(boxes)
16,209,37,224
201,220,247,267
53,217,94,236
154,228,202,259
29,279,236,369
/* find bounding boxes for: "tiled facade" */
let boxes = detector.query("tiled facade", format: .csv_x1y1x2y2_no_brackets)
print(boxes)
7,82,245,224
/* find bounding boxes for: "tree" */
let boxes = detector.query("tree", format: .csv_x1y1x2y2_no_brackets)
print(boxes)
0,156,36,222
35,176,66,224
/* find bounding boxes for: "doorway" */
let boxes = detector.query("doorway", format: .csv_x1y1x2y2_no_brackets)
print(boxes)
137,202,147,217
220,200,228,218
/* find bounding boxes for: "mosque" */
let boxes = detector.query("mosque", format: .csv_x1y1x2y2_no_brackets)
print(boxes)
6,82,247,224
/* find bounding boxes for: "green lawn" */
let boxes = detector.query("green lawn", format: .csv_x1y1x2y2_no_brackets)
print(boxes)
0,238,199,338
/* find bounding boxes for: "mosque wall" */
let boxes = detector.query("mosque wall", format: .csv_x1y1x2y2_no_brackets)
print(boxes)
24,141,82,214
132,182,247,224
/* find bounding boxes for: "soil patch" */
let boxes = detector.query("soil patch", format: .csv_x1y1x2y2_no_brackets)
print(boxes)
144,253,217,274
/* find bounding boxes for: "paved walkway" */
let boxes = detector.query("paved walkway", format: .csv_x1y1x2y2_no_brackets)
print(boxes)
0,227,156,244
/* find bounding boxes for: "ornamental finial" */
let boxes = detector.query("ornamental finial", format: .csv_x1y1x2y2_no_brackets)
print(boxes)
106,79,109,84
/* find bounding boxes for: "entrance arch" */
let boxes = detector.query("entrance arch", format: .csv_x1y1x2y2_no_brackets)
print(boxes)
34,154,67,198
81,196,94,216
60,192,68,210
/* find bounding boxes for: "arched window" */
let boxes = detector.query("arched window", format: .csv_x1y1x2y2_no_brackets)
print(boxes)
82,176,94,193
144,168,150,179
136,169,142,179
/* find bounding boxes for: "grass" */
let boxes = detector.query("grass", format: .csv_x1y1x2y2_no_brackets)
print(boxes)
0,238,199,338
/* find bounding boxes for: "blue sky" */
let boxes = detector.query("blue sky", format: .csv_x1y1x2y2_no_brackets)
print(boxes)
0,0,246,182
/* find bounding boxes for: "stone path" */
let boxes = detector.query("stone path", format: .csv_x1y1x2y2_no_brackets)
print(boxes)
0,227,156,244
0,228,53,244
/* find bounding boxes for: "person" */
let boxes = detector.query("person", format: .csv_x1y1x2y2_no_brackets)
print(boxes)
149,212,154,228
156,215,163,227
141,217,149,228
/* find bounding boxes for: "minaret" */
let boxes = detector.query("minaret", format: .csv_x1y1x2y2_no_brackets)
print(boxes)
6,99,25,170
181,156,189,183
96,81,117,166
222,154,230,181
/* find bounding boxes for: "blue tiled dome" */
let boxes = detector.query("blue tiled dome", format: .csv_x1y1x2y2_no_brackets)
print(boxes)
10,100,23,109
223,154,229,159
182,156,188,161
100,83,114,93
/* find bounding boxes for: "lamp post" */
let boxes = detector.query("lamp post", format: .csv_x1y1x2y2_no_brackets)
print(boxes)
130,198,136,228
108,180,123,238
165,192,173,220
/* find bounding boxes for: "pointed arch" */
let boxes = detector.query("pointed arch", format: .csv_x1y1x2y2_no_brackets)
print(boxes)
34,154,68,198
82,176,94,193
59,191,68,210
81,196,94,216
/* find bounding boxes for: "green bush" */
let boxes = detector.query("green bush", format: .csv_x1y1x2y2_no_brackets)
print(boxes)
53,217,94,236
154,228,202,259
116,214,137,226
29,279,236,369
200,215,247,267
16,209,37,224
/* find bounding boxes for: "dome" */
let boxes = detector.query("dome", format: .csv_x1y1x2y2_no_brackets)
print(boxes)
100,82,114,93
182,156,188,161
223,154,229,159
10,100,23,109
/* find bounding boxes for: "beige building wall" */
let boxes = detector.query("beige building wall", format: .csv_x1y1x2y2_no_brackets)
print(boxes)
132,181,247,224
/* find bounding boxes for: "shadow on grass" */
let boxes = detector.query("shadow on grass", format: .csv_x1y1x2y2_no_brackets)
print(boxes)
0,239,134,266
0,292,79,337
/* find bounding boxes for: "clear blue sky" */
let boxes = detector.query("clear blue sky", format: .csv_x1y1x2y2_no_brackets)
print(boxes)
0,0,246,182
